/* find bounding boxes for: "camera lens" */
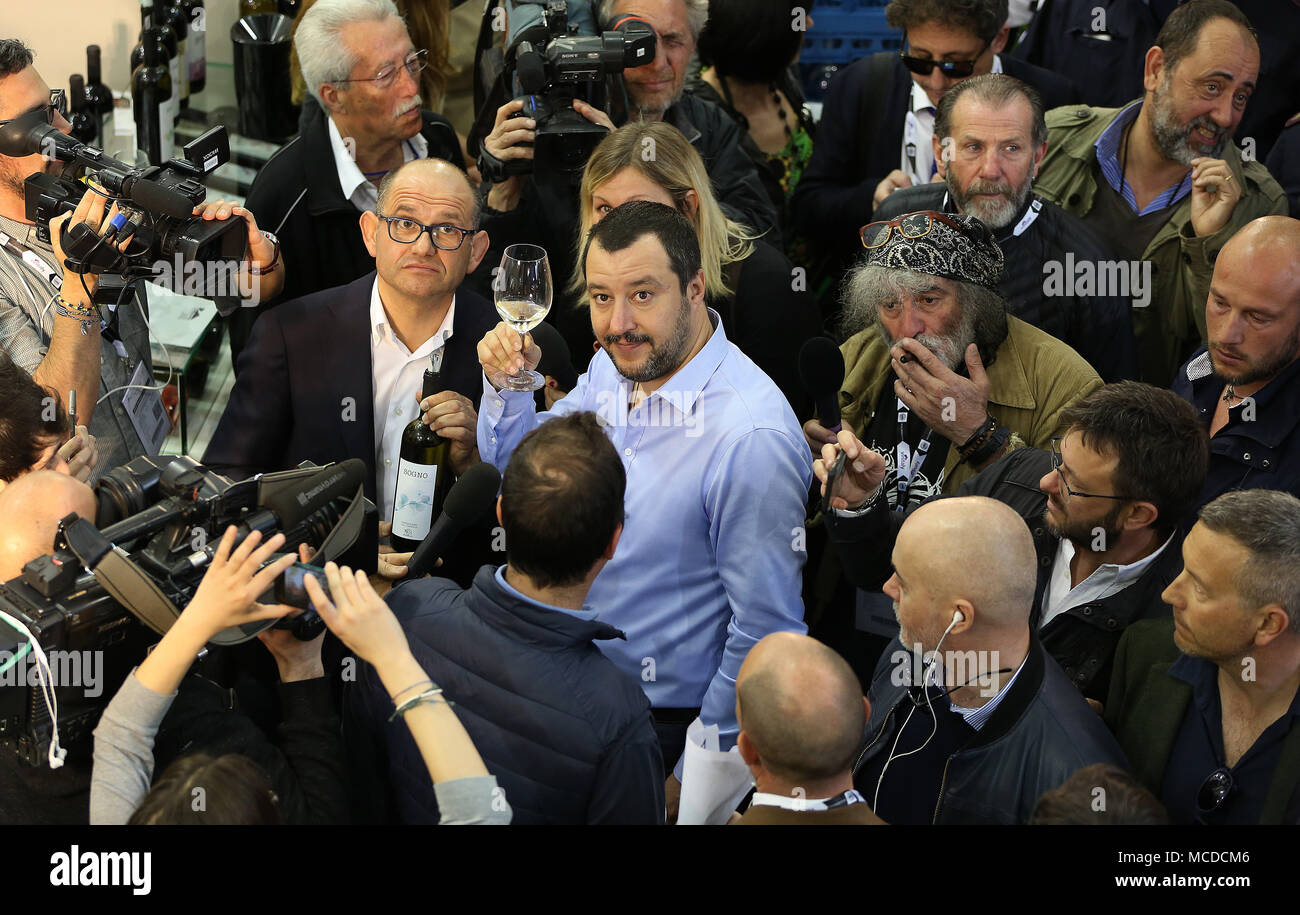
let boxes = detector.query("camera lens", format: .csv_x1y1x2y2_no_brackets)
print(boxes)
94,460,162,526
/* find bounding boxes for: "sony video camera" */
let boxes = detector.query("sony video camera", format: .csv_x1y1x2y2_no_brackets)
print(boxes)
0,114,245,304
0,456,376,767
479,0,656,183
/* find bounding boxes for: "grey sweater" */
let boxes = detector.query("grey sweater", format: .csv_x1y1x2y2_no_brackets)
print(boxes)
91,669,511,825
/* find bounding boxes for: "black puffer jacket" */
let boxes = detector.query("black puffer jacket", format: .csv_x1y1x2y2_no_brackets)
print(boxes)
853,633,1129,824
345,566,665,825
827,448,1180,700
873,186,1136,382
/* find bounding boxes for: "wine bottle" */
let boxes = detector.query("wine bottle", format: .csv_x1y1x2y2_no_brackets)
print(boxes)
67,75,97,144
390,363,453,553
84,46,114,148
180,0,205,96
240,0,278,15
133,36,173,164
131,0,181,130
160,1,190,111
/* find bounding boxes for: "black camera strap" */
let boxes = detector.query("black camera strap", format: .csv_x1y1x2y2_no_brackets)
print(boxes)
61,516,182,636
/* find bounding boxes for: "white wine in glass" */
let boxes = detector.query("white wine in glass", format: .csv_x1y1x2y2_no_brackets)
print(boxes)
492,244,552,392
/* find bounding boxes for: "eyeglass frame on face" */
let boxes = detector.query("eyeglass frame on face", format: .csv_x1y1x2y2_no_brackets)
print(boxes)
332,48,428,91
859,210,968,249
0,88,66,128
1049,436,1129,503
899,36,992,79
377,214,478,251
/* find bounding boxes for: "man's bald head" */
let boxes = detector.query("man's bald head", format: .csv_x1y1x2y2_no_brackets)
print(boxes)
895,496,1038,628
375,158,481,228
0,470,95,580
1216,216,1300,304
736,632,866,784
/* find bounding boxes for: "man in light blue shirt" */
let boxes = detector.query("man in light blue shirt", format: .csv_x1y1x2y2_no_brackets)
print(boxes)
476,201,811,816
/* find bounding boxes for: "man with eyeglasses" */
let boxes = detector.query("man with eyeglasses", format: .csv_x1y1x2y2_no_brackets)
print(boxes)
1105,489,1300,824
205,158,496,590
1032,0,1288,386
791,0,1078,287
232,0,466,369
814,381,1206,701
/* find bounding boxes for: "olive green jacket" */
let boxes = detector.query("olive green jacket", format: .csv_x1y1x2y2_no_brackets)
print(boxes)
1034,104,1289,386
837,315,1103,493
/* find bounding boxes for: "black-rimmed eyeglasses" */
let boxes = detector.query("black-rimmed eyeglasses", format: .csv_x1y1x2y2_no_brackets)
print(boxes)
1049,437,1128,503
334,49,427,90
0,89,66,129
378,215,477,250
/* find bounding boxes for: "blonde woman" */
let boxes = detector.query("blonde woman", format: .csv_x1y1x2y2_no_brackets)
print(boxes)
565,121,821,414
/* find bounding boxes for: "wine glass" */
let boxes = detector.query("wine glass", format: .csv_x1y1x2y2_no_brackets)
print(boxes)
491,243,553,393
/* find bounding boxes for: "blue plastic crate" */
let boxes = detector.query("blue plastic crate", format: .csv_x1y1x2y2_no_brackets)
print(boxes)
800,7,902,66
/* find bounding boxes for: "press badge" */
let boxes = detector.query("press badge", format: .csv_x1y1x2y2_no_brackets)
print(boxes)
122,361,169,455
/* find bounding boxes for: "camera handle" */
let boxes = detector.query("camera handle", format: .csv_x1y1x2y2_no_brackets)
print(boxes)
61,515,183,636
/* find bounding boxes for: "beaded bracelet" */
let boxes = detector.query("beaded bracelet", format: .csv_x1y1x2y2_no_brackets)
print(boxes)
387,687,450,722
957,414,997,460
966,423,1012,467
53,294,101,336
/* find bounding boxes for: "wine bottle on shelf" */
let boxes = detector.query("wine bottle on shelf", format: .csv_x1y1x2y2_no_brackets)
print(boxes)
67,75,97,144
131,0,181,129
132,37,173,165
84,46,114,148
240,0,278,15
180,0,205,97
389,360,454,554
160,0,190,112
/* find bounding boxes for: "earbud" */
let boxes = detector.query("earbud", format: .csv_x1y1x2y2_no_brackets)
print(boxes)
952,610,965,625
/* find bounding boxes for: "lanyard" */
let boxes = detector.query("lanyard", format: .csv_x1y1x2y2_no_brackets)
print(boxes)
0,230,62,289
749,789,866,812
895,395,934,512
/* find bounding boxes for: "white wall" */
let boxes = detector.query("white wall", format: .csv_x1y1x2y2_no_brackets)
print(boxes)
1,0,242,100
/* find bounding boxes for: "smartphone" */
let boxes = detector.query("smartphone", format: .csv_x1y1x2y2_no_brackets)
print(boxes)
821,450,848,516
276,562,330,610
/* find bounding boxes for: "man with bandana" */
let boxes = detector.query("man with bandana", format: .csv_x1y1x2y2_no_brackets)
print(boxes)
804,210,1101,503
1032,0,1288,386
874,74,1136,383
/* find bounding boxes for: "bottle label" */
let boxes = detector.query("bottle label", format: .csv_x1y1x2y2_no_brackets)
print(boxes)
189,23,205,82
392,458,439,541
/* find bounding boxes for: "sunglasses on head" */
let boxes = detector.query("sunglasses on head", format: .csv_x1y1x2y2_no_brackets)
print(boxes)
899,38,991,79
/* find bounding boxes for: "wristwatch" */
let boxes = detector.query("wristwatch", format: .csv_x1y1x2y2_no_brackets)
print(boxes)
248,230,281,276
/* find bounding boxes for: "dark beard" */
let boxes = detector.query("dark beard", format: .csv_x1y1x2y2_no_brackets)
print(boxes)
1044,499,1126,551
1211,325,1300,387
602,295,693,382
1149,83,1227,165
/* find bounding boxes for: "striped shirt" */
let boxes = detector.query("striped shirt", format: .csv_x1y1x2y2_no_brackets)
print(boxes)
0,212,152,480
1094,100,1194,216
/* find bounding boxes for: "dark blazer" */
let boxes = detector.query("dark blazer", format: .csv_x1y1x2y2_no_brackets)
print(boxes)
202,272,498,504
790,52,1079,274
346,566,666,825
231,98,466,365
1105,618,1300,824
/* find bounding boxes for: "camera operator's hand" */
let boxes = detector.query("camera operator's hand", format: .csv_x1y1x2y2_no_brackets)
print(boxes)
478,321,541,391
192,199,285,304
135,527,297,696
56,425,98,483
572,99,615,132
305,561,410,672
484,99,534,212
419,390,480,475
257,627,326,683
49,186,135,302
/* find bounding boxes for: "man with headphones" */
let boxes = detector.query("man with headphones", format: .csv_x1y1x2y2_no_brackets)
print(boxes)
853,496,1127,824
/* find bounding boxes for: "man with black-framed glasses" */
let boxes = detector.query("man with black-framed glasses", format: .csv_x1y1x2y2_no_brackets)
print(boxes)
1106,488,1300,824
206,158,498,591
232,0,466,370
791,0,1078,300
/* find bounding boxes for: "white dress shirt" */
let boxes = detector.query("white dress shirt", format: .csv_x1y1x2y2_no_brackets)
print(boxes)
901,54,1003,187
1040,532,1175,630
327,117,429,213
370,279,455,523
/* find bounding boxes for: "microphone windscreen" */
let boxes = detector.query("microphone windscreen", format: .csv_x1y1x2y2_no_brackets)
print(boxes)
442,461,501,523
798,336,846,397
262,459,368,530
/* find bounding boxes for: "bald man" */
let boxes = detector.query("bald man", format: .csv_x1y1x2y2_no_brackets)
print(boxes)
0,470,95,580
1172,215,1300,511
204,158,497,585
853,497,1127,824
733,633,883,825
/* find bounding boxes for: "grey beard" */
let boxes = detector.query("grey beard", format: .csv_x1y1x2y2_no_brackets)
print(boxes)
874,312,975,372
1149,88,1228,166
947,173,1034,231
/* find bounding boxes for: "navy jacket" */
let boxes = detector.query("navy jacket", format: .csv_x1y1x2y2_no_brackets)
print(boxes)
790,52,1079,274
873,186,1135,382
1265,117,1300,219
1172,348,1300,519
202,272,497,504
347,566,665,825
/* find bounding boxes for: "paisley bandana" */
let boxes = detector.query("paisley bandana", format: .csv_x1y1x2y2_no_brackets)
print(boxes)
860,210,1005,291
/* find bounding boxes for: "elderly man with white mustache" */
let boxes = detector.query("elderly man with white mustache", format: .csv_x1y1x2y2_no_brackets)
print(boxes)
230,0,467,369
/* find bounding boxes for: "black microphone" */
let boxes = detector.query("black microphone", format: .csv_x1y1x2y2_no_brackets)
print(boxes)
261,459,368,530
514,40,548,95
799,336,845,434
406,462,502,578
